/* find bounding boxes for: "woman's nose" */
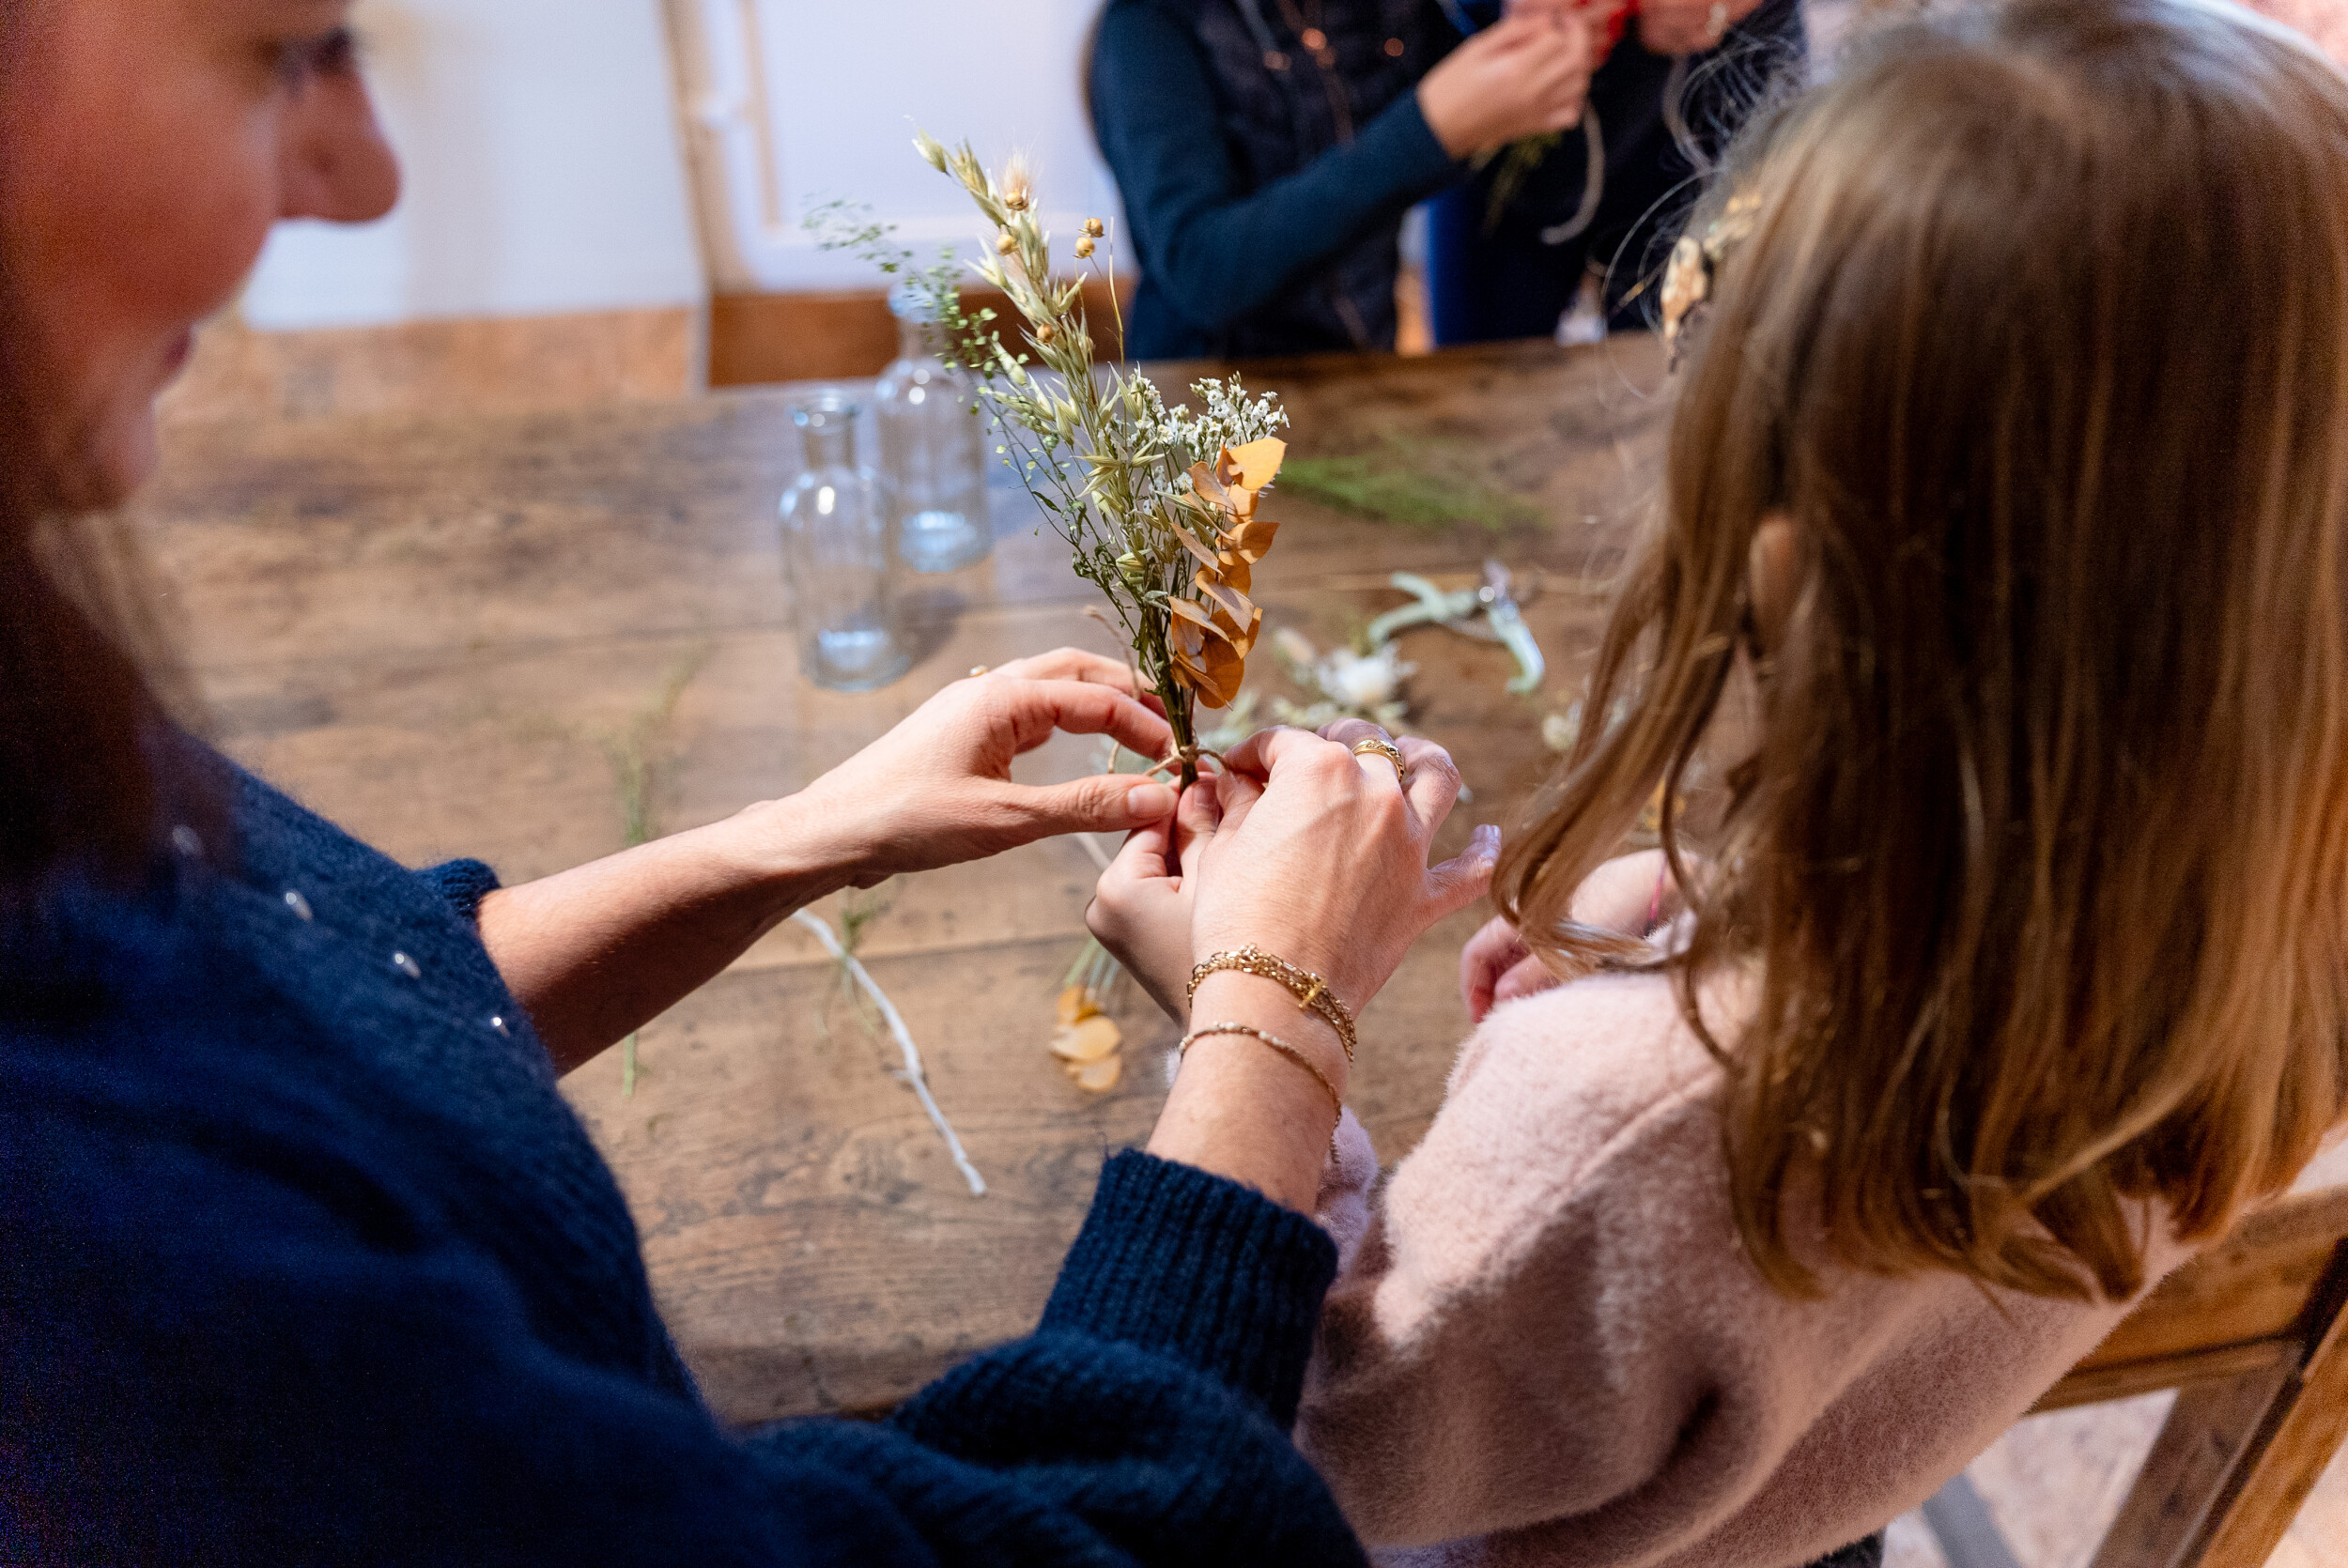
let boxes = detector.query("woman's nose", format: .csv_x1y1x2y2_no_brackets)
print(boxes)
279,74,403,224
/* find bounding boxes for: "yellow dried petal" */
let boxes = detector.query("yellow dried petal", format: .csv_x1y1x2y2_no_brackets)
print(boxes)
1051,1015,1123,1063
1074,1055,1124,1093
1225,516,1279,563
1222,438,1288,492
1194,575,1254,630
1057,985,1100,1027
1171,524,1224,573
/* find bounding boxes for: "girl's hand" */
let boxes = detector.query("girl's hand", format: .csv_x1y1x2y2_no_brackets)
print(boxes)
782,649,1177,885
1460,850,1684,1022
1418,9,1595,160
1637,0,1767,55
1143,721,1493,1214
1192,721,1499,1012
1088,784,1222,1022
1461,915,1546,1022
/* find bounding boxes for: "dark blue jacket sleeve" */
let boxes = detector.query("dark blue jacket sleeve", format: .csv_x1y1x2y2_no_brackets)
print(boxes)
3,1088,1362,1568
1090,0,1460,333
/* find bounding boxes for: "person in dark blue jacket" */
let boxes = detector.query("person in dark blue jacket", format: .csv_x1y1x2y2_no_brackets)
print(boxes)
1089,0,1596,358
0,3,1498,1562
1426,0,1807,343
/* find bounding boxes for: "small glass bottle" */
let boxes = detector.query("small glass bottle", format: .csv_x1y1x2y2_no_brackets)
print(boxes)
780,391,911,692
873,280,993,574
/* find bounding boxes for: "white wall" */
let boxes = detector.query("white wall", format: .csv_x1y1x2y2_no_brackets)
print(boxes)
670,0,1120,295
242,0,705,330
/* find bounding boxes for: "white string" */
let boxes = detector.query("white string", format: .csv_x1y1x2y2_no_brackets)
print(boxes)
1541,102,1608,247
792,908,987,1196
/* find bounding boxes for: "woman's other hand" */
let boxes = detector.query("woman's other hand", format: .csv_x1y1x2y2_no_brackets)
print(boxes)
1460,850,1684,1022
1419,8,1595,161
1637,0,1767,55
1088,783,1222,1022
784,649,1177,884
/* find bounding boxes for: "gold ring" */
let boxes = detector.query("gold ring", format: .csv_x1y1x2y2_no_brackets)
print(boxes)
1352,737,1407,784
968,666,989,678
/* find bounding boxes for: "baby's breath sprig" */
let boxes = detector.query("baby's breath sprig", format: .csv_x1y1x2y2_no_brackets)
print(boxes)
904,130,1294,787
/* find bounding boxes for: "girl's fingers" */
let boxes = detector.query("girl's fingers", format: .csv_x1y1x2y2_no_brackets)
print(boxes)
1491,952,1559,1008
1107,813,1176,883
1173,781,1222,882
1460,913,1532,1020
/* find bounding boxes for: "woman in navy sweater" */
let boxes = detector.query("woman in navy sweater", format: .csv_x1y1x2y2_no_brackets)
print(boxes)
0,2,1497,1561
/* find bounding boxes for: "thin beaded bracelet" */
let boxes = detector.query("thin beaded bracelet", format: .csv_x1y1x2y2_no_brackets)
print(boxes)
1186,945,1358,1064
1179,1022,1344,1159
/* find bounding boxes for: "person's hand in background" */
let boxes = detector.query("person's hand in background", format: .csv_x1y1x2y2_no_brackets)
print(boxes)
1637,0,1768,55
1508,0,1636,59
1460,849,1683,1022
1418,8,1595,160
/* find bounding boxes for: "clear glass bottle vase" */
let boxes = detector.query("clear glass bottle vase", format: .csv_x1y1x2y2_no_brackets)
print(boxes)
873,281,992,574
780,392,911,692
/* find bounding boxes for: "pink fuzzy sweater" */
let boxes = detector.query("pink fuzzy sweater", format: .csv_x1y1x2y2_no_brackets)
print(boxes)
1301,971,2198,1568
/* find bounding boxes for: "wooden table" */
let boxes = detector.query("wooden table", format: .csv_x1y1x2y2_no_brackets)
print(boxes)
138,336,1673,1424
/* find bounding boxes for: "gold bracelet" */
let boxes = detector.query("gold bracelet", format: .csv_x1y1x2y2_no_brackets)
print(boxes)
1186,945,1357,1064
1179,1022,1345,1158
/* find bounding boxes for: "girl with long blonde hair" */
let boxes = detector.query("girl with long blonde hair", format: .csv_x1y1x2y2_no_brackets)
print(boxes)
1092,2,2348,1561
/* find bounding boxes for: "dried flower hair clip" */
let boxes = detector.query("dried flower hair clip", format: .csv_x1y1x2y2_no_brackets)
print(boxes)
1661,189,1762,368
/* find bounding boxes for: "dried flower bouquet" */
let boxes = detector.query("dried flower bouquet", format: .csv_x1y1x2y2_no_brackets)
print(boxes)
905,132,1292,788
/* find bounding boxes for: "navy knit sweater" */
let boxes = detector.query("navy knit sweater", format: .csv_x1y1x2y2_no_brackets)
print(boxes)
0,761,1364,1566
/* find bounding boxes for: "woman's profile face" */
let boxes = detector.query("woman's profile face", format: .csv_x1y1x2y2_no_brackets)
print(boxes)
1,0,399,510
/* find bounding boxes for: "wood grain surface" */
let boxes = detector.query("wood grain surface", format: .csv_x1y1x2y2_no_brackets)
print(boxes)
136,335,1676,1423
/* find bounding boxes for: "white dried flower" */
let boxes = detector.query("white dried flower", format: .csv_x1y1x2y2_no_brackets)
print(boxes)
1317,646,1413,711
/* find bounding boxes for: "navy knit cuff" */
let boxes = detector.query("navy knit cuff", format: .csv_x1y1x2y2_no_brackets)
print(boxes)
1041,1151,1338,1428
413,859,502,924
1364,86,1468,187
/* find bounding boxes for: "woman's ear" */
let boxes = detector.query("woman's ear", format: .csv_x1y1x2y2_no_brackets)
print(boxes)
1748,513,1798,656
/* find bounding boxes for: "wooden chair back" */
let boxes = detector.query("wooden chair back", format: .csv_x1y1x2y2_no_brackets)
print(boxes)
2028,1185,2348,1568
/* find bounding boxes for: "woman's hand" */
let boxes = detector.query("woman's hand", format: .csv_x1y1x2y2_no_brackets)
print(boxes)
1636,0,1767,55
1089,783,1222,1022
485,649,1176,1073
1418,8,1595,160
780,649,1177,885
1460,850,1683,1022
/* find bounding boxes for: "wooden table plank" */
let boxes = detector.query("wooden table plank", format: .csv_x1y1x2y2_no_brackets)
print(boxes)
136,337,1679,1422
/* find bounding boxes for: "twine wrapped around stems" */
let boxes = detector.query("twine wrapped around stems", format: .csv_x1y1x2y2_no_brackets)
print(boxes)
1142,743,1226,783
